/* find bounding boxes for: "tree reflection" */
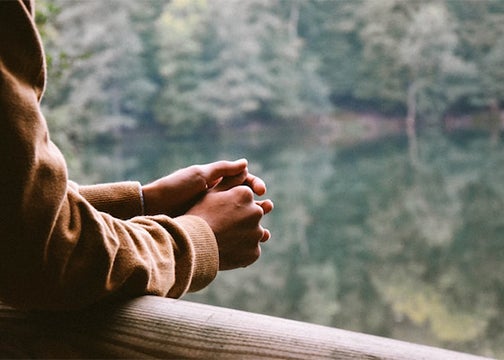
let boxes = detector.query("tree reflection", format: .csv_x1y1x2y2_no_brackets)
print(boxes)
86,126,504,358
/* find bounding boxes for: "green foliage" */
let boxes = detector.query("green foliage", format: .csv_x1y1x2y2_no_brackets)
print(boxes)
152,0,208,133
449,0,504,108
37,0,504,147
37,0,157,180
352,0,474,120
298,1,362,103
153,0,331,132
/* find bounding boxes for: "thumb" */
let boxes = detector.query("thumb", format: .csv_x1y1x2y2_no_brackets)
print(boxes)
212,171,249,191
203,159,248,188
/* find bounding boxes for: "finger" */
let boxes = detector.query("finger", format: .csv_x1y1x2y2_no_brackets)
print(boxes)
260,228,271,243
212,171,249,191
203,159,248,186
256,199,274,215
244,173,267,196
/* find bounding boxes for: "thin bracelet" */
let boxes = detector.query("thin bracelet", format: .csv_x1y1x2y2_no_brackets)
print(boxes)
138,183,145,215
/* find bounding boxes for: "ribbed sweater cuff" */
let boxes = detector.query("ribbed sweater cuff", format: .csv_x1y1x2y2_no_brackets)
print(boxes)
78,181,143,220
175,215,219,292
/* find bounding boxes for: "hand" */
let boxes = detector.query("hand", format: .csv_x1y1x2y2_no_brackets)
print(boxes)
142,159,264,217
187,182,274,270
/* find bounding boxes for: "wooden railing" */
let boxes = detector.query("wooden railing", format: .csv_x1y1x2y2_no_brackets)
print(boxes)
0,296,494,359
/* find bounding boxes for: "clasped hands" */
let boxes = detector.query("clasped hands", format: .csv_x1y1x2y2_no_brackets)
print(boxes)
141,159,274,270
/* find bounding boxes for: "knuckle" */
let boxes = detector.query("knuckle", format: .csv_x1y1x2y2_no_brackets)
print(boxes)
251,226,265,243
190,165,207,186
252,206,264,221
235,185,254,200
193,165,205,177
231,185,254,203
252,245,261,262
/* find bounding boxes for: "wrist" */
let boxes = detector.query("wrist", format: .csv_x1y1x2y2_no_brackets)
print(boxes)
139,183,145,215
141,182,159,215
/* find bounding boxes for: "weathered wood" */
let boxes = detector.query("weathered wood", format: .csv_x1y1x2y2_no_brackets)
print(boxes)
0,296,494,359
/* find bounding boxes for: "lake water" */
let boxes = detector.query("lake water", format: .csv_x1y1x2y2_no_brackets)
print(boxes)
83,120,504,358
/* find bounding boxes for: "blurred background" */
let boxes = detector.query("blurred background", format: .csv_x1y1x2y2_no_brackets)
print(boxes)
36,0,504,357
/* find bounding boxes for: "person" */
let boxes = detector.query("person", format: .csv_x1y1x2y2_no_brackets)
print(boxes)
0,0,273,310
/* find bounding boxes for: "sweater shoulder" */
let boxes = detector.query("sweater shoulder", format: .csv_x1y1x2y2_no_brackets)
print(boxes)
0,0,46,100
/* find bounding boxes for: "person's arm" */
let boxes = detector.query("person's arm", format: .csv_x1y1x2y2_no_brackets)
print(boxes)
0,0,218,310
78,181,145,219
77,159,267,220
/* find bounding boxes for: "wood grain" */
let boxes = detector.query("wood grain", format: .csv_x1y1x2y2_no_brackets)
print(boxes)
0,296,494,359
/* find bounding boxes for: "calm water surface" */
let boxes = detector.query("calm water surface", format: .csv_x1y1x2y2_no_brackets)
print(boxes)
83,123,504,358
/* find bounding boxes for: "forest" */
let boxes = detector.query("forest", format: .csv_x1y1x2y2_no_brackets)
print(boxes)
36,0,504,169
35,0,504,358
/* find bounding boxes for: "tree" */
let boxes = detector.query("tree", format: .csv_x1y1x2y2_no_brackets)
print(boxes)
447,0,504,143
37,0,157,180
354,0,471,163
153,0,331,132
297,0,363,108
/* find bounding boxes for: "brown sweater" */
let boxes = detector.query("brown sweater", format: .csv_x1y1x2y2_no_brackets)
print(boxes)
0,0,218,310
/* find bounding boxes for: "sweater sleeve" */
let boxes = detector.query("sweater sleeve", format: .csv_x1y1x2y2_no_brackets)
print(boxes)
78,182,145,219
0,0,218,311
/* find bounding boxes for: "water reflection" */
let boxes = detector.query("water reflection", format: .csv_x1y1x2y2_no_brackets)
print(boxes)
83,125,504,358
